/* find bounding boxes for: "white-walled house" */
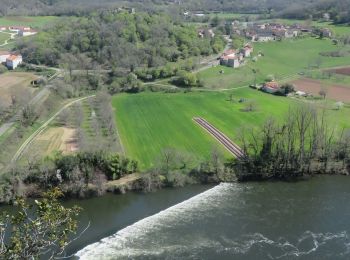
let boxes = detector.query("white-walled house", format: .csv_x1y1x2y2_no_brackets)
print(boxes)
0,51,11,63
18,30,38,37
6,54,23,70
242,45,253,57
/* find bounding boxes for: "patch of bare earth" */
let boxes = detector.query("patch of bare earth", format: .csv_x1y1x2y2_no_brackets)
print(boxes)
291,78,350,102
0,72,38,106
326,67,350,76
34,127,78,156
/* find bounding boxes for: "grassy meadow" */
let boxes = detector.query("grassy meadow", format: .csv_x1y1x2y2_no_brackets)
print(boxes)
113,88,350,169
198,38,350,89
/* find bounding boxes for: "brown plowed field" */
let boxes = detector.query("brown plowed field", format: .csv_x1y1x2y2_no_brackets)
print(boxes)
292,78,350,102
327,67,350,76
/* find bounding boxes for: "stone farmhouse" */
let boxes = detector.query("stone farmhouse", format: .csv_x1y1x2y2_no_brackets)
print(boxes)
220,44,254,68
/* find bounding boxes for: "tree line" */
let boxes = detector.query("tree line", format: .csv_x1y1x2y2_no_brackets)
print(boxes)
230,105,350,181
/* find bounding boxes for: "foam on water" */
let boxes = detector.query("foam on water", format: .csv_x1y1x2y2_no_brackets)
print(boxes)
75,181,350,259
76,183,235,259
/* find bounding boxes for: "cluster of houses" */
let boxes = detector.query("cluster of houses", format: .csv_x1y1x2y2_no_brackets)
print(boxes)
232,21,332,42
219,44,253,68
0,26,38,37
0,51,23,70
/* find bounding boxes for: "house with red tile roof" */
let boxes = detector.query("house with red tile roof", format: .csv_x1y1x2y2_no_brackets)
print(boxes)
6,54,23,70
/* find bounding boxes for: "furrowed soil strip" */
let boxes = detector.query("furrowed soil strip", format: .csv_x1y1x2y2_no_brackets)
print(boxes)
193,117,244,159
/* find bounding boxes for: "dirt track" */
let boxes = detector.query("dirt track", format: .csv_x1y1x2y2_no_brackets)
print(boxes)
193,117,244,158
292,78,350,102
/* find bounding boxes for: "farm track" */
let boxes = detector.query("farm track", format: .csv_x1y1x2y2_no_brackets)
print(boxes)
11,95,96,163
193,117,244,159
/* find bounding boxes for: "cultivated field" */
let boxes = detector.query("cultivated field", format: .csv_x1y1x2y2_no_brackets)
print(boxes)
21,127,78,159
113,89,350,169
292,78,350,102
0,72,38,107
198,38,350,89
113,89,295,168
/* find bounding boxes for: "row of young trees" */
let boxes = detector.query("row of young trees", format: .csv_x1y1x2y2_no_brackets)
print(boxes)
231,105,350,181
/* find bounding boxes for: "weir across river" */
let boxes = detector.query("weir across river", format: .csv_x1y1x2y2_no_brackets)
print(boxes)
193,117,244,159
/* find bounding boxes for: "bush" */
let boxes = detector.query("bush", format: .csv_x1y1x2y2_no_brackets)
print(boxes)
0,64,8,74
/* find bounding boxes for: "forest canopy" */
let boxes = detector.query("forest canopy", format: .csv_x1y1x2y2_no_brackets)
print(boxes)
15,11,226,70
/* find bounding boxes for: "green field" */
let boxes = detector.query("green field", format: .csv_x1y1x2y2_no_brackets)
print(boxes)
0,16,60,28
198,38,350,89
113,88,350,169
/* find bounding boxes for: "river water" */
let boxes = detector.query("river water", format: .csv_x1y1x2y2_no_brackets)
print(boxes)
3,176,350,259
71,176,350,259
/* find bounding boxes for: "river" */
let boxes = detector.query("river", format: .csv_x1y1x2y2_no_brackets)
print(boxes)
4,176,350,259
73,176,350,259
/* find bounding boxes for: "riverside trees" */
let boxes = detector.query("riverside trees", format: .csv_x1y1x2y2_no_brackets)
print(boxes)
0,188,81,259
231,105,350,181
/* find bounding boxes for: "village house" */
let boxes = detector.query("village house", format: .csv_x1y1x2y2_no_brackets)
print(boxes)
256,31,275,42
220,49,240,68
262,81,280,94
242,44,253,57
6,54,23,70
0,51,11,63
0,26,7,31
